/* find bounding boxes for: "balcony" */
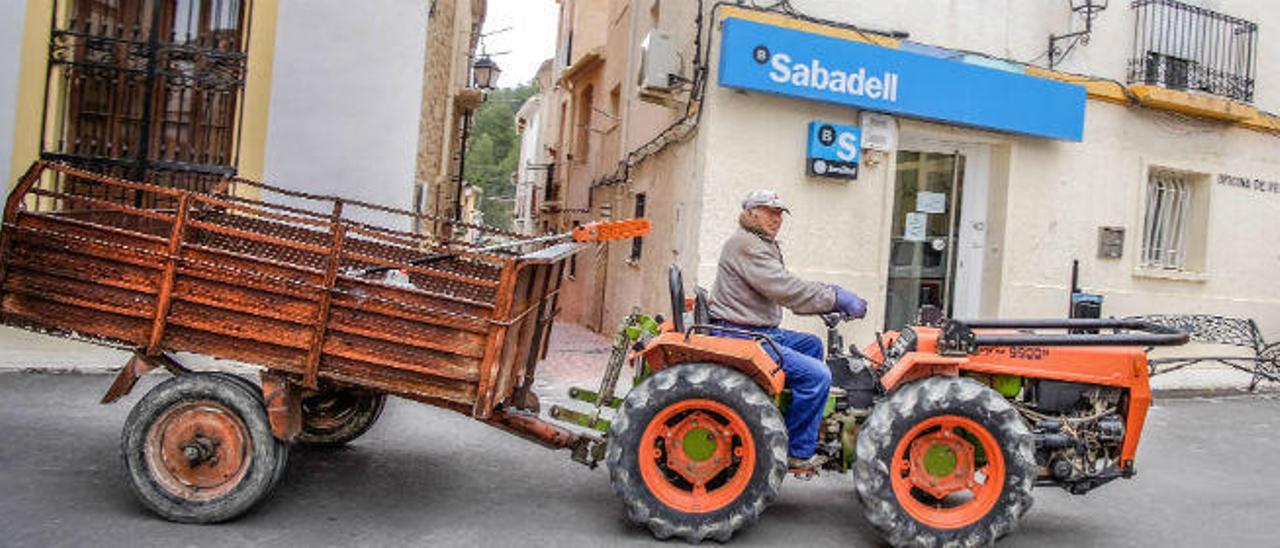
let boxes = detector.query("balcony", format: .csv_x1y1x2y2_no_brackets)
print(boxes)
1127,0,1258,103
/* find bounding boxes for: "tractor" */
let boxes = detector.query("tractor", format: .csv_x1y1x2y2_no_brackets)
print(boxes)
553,266,1187,545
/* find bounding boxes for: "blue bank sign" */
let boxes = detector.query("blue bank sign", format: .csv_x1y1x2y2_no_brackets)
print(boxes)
807,121,860,179
718,17,1086,141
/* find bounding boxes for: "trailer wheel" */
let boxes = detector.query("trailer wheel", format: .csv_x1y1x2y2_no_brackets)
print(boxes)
121,374,288,523
295,387,386,447
204,372,289,489
855,376,1035,547
606,363,787,543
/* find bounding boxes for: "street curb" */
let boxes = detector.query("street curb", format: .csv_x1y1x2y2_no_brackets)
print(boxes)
1151,386,1280,399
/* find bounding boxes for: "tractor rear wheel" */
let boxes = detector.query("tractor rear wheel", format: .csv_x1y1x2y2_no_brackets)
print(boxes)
606,363,787,543
295,386,386,447
854,376,1035,547
121,374,288,523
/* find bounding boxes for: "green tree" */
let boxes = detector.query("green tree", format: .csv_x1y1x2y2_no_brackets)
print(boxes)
463,84,536,231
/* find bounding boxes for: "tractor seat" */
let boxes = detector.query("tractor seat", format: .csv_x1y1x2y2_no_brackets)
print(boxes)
668,265,712,332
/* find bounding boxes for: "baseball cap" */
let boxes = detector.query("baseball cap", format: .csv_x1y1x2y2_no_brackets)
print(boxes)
741,190,790,213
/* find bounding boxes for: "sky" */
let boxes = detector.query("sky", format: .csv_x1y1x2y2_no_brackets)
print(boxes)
480,0,560,88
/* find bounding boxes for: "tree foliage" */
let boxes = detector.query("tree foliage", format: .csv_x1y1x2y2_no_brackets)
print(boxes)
463,85,537,230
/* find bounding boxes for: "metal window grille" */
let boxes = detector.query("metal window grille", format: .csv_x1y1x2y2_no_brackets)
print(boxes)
1128,0,1258,102
41,0,250,207
630,193,646,261
1141,169,1193,270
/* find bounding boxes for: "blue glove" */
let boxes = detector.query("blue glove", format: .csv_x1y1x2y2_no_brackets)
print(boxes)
832,286,867,319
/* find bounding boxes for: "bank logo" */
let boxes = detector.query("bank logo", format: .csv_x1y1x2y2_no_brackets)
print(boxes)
806,121,860,180
753,44,900,103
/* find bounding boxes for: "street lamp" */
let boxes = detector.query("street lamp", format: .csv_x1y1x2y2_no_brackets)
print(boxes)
472,55,501,90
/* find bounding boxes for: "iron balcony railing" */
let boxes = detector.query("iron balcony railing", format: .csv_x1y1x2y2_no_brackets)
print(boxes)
1128,0,1258,102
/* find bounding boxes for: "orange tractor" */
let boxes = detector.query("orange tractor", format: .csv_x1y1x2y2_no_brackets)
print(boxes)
557,267,1188,545
0,163,1188,547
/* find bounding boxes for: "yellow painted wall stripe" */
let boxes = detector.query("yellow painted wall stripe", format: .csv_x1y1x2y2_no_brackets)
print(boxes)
7,0,54,188
1023,67,1130,105
235,0,280,184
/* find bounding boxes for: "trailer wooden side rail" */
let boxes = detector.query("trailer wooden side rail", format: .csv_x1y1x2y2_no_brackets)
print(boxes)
0,162,593,424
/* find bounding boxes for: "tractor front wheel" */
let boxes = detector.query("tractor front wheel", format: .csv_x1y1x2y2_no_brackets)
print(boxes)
606,363,787,543
854,376,1036,547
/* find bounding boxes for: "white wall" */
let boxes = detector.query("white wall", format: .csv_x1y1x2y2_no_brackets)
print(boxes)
263,0,428,231
785,0,1279,113
0,0,28,190
685,1,1280,343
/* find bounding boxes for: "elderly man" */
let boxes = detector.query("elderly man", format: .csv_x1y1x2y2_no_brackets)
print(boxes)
708,190,867,471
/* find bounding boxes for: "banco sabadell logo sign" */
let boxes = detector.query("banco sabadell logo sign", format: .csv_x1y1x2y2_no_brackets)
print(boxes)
753,44,900,102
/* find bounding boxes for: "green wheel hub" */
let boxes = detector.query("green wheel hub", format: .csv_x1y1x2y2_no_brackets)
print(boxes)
923,443,958,477
682,428,717,462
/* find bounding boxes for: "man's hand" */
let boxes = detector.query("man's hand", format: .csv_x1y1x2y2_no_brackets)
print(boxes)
832,286,867,319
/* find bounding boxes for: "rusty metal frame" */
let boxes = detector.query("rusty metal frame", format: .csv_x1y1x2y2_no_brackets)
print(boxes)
3,162,582,423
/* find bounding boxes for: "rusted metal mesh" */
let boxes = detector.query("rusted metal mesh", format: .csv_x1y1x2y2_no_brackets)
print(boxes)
15,163,554,321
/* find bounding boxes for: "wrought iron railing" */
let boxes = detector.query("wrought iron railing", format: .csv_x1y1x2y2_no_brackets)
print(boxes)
41,0,250,205
1127,0,1257,102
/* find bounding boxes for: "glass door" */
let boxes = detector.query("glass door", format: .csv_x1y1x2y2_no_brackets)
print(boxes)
884,151,965,331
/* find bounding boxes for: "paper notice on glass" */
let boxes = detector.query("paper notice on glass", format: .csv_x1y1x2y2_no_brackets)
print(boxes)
903,212,928,242
916,192,947,214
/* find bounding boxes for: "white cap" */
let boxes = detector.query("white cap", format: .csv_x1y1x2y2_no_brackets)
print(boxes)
741,190,790,213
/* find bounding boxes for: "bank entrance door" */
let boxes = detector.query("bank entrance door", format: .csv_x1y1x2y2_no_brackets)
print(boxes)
884,146,988,330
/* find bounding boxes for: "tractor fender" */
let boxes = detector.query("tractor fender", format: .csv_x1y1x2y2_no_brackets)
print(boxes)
635,332,786,396
878,352,969,392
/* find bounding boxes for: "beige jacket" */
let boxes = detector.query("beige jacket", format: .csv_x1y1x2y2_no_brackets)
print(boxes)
707,219,836,327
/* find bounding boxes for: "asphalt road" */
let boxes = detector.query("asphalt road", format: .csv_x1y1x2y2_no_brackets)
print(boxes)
1,373,1277,547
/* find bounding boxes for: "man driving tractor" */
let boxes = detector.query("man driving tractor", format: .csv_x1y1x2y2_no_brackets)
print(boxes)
707,190,868,471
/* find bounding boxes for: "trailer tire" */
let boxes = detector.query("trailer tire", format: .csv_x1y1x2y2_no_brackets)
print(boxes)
854,376,1035,547
203,372,290,489
122,374,287,523
606,363,787,543
296,387,386,447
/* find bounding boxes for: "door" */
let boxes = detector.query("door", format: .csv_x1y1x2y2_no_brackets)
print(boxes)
41,0,249,205
884,146,988,330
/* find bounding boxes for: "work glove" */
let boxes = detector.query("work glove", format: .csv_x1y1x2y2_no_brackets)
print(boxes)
832,286,867,319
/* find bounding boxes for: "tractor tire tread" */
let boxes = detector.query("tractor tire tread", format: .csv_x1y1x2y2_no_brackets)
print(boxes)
854,376,1036,548
606,364,787,543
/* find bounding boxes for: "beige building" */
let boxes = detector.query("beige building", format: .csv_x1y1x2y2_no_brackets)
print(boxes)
417,0,489,237
535,0,1280,344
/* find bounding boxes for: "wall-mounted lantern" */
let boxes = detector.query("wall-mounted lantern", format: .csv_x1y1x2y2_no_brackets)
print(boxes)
472,55,501,90
1048,0,1109,69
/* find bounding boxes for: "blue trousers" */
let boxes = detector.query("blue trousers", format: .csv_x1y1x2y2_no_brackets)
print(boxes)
713,324,831,458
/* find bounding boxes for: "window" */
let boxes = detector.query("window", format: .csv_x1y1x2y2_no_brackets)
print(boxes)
1140,167,1208,272
43,0,249,199
575,85,594,163
569,220,581,277
1128,0,1257,102
629,193,646,262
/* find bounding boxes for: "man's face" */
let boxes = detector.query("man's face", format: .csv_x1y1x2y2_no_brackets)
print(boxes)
752,206,785,238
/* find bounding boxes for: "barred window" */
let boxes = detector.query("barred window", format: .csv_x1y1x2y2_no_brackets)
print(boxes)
1141,168,1205,271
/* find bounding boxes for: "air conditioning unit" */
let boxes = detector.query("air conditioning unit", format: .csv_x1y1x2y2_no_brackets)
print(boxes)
639,30,677,103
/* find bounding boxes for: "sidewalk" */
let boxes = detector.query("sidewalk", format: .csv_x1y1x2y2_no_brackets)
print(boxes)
1,323,1273,398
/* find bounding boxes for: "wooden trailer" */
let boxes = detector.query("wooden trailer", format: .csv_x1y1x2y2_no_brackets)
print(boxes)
0,162,636,522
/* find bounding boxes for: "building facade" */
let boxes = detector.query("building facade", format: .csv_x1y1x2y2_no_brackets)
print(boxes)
513,59,556,235
415,0,488,237
2,0,486,234
537,0,1280,344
